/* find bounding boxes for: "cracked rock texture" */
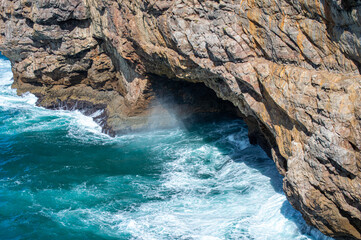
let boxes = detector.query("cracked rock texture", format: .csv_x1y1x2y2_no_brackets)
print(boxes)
0,0,361,238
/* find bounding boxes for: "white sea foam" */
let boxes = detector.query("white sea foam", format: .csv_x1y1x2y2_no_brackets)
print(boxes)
0,56,333,240
0,57,107,139
40,128,332,240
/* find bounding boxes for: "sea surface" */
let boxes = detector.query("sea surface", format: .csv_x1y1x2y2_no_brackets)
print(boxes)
0,54,332,240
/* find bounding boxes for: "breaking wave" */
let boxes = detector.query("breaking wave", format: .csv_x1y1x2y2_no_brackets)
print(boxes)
0,55,332,240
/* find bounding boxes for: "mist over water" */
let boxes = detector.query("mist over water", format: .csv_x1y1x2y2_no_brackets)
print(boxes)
0,55,332,240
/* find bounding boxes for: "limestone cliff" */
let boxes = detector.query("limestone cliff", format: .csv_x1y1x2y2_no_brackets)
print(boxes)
0,0,360,239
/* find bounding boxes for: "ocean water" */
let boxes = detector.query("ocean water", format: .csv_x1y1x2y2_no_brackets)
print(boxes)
0,54,332,240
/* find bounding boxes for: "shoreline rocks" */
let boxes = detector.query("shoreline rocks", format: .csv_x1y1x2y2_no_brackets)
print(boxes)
0,0,360,238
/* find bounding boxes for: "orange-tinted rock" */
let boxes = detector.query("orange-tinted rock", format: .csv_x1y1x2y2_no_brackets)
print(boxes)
0,0,360,238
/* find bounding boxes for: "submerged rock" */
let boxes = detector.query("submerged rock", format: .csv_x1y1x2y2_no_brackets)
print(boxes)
0,0,360,238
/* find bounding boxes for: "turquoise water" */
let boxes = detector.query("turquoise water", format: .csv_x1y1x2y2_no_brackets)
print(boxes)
0,55,332,240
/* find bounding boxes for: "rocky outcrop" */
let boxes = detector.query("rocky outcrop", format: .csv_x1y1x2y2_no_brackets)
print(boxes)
0,0,360,238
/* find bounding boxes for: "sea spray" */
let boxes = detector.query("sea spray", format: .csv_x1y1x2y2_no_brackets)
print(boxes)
0,55,333,240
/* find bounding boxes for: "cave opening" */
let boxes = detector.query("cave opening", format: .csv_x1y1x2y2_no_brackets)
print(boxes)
144,75,281,168
146,74,243,128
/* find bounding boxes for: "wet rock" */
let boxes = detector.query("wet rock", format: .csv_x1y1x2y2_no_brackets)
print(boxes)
0,0,360,239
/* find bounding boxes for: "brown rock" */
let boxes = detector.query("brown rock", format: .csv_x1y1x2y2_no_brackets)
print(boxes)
0,0,360,239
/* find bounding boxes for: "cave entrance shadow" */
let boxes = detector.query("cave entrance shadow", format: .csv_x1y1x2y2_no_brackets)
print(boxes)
146,77,288,196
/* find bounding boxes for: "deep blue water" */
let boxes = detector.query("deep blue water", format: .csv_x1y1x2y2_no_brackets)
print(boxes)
0,55,332,239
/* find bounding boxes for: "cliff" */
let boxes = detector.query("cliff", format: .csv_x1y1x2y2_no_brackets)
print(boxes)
0,0,360,238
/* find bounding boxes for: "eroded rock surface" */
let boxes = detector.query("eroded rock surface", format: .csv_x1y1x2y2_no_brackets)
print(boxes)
0,0,360,238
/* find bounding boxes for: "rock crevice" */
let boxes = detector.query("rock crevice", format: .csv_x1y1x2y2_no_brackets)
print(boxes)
0,0,360,239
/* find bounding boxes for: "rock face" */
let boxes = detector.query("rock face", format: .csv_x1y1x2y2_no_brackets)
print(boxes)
0,0,360,238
